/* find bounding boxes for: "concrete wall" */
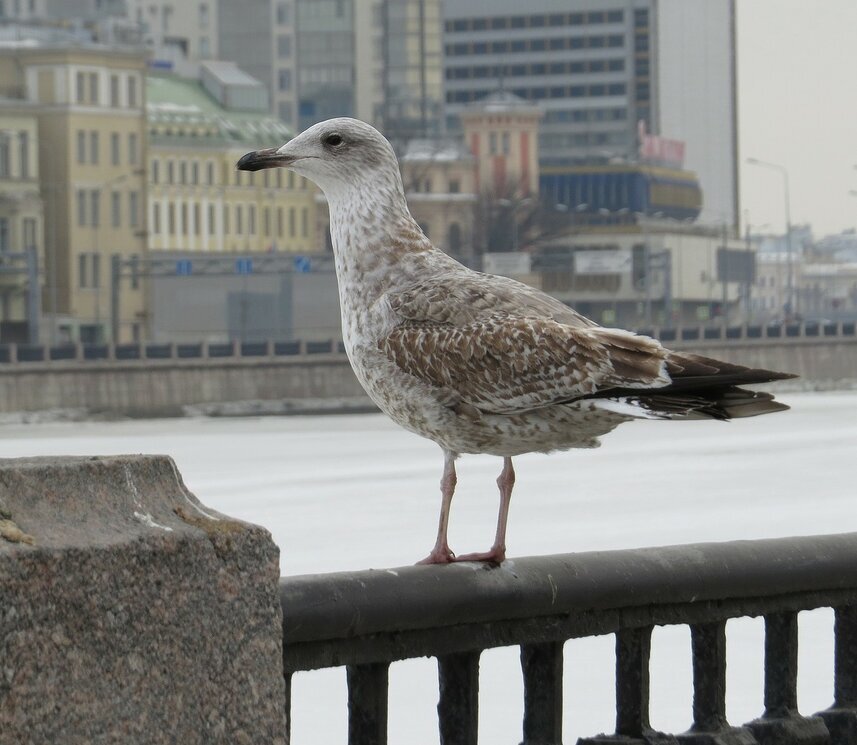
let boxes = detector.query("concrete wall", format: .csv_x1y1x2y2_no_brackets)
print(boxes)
0,338,853,418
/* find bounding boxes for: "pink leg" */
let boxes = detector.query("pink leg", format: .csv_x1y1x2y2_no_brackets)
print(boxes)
417,450,458,565
455,457,515,564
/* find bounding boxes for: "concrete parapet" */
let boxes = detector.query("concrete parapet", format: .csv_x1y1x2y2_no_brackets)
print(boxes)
0,455,286,745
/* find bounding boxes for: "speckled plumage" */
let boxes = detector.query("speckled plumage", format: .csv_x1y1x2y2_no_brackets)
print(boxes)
237,118,795,564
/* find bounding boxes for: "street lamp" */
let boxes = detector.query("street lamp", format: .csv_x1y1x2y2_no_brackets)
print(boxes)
746,157,794,319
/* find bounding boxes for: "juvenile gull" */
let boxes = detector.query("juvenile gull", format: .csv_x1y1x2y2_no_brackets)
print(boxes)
238,118,795,565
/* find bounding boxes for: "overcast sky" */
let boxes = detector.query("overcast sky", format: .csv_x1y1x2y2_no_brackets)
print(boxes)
737,0,857,238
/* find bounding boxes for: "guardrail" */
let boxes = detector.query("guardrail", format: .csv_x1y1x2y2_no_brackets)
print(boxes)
0,321,855,366
279,533,857,744
0,338,346,364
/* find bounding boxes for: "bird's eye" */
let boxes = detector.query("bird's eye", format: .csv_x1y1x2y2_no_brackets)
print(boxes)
324,133,344,148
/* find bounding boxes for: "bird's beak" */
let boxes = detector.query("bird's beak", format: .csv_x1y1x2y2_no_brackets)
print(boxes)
236,147,298,172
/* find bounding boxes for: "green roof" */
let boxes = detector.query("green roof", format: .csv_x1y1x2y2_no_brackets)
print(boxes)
146,73,292,147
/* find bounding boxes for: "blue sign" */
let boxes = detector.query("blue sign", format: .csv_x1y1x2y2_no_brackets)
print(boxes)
176,259,192,276
235,257,253,275
294,255,311,273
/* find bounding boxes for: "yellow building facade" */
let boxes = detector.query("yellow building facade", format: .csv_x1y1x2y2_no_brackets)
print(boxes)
0,106,43,342
146,73,317,256
0,44,149,344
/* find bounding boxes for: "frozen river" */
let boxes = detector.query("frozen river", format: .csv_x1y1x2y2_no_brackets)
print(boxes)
1,390,855,743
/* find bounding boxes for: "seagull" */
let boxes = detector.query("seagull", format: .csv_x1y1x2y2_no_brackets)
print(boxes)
237,118,795,565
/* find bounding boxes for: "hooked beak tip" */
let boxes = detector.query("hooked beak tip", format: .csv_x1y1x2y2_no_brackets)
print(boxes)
236,148,292,172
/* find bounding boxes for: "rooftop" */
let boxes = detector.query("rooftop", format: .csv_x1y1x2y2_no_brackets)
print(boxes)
146,73,291,147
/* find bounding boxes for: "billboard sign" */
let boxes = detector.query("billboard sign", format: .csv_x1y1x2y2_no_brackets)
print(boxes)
574,249,632,275
638,120,686,168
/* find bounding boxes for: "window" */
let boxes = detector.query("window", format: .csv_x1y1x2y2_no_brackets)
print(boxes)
77,130,86,164
89,131,99,165
206,161,215,185
0,218,8,252
489,132,497,154
76,71,86,103
88,72,98,104
278,69,292,91
502,132,510,155
22,217,35,250
77,189,87,226
0,135,8,177
191,161,199,185
277,35,291,58
263,207,270,236
129,191,139,228
248,205,256,234
128,133,138,165
208,204,215,235
194,203,201,235
168,203,176,234
110,74,120,106
167,160,174,185
111,191,121,227
179,161,187,185
301,208,308,237
288,207,295,237
277,207,283,236
181,203,187,234
152,159,159,184
276,1,290,24
449,179,460,194
90,190,100,227
153,202,161,234
78,254,88,288
92,254,101,288
18,131,28,178
111,132,120,165
235,205,243,234
223,204,230,234
127,75,138,107
200,37,210,57
199,2,209,28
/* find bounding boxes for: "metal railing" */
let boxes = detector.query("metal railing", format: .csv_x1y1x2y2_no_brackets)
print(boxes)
0,321,855,366
279,532,857,744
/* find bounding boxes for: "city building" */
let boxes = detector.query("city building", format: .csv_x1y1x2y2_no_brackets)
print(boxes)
0,37,149,344
146,62,316,255
215,0,443,145
399,137,477,263
486,221,753,329
0,105,43,343
126,0,217,74
442,0,739,228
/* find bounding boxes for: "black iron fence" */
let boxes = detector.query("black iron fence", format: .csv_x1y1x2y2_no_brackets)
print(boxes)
1,321,855,366
279,532,857,744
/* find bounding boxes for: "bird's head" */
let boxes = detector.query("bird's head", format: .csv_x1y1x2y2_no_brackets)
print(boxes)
237,117,400,197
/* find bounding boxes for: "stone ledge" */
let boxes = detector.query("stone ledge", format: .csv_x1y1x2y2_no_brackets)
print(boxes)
0,455,286,745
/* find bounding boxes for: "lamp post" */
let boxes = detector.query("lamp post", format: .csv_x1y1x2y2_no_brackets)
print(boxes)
746,157,794,320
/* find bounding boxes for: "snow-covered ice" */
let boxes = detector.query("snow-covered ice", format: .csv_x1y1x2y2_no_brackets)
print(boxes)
1,390,854,743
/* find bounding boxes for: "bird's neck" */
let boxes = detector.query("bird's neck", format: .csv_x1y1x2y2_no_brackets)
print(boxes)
325,171,440,298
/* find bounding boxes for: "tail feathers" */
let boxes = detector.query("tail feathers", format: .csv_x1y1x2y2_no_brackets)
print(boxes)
597,387,790,421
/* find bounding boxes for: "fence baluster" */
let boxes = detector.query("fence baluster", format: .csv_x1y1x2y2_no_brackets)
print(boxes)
677,621,757,744
438,651,479,745
521,641,563,745
346,662,389,745
746,612,829,744
581,627,678,744
818,606,857,743
615,626,653,737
